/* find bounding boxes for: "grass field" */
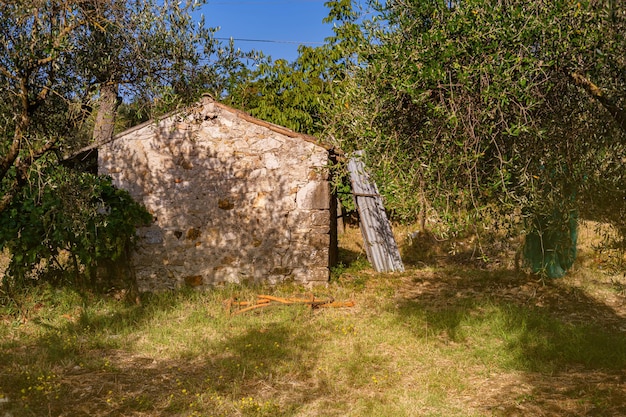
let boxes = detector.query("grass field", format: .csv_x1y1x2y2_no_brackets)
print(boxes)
1,224,625,416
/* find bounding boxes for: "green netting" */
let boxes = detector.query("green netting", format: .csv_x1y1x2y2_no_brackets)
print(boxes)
523,210,578,278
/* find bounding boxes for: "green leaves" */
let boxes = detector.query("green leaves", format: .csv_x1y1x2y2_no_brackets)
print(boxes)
0,1,230,289
0,166,151,289
327,0,626,250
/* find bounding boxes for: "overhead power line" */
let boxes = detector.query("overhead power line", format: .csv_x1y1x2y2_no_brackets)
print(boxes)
215,37,325,45
209,1,326,4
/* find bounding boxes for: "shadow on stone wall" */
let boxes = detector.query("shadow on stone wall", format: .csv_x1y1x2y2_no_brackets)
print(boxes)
100,107,335,290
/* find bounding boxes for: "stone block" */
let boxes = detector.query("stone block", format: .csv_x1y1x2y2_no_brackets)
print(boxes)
186,227,201,240
309,232,330,249
250,137,283,152
291,267,329,282
218,198,235,210
287,210,330,229
309,151,329,167
211,266,240,283
140,227,164,244
248,167,267,179
245,178,276,193
131,252,155,268
296,181,330,209
203,228,220,245
220,255,237,265
203,157,222,169
311,210,331,227
308,167,329,181
277,194,297,211
184,275,203,287
271,267,291,275
279,164,308,182
264,153,281,170
312,248,330,264
252,192,268,209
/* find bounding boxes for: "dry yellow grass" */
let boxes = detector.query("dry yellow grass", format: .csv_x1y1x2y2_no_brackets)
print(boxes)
0,248,8,281
1,221,625,416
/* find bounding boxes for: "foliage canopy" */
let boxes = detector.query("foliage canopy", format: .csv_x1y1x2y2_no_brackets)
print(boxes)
234,0,625,272
323,0,625,264
0,0,224,289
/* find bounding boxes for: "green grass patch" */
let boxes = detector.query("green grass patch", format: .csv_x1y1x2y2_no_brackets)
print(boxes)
2,263,626,416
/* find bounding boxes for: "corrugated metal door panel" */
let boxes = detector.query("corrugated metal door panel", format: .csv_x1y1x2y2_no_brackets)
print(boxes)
347,151,404,273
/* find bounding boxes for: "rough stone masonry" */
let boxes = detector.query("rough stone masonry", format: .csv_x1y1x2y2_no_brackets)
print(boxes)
99,96,336,291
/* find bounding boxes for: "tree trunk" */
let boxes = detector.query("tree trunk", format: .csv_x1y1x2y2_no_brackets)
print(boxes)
92,82,120,144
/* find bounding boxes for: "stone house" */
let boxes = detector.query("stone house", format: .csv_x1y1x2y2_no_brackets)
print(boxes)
95,95,338,291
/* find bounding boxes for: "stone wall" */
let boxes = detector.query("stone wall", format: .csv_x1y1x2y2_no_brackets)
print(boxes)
99,97,334,291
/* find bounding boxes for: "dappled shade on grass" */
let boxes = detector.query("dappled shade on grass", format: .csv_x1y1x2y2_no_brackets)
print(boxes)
1,258,626,416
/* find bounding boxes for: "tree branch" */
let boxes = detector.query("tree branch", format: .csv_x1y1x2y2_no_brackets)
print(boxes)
0,64,18,82
569,72,626,133
31,19,83,69
0,178,20,214
17,138,59,172
0,76,29,183
0,136,22,183
0,137,58,215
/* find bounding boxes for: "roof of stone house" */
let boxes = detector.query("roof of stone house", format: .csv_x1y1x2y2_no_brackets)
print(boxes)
67,94,336,162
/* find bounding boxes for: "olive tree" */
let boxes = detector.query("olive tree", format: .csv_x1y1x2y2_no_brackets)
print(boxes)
0,0,221,289
327,0,625,274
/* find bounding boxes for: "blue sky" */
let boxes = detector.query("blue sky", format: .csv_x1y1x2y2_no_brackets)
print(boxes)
197,0,337,62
